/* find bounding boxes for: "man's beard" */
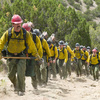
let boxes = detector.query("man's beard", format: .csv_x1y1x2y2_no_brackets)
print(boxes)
17,26,21,30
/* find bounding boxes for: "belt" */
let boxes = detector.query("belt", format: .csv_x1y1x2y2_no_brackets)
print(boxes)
90,63,99,66
51,56,55,58
28,53,33,57
43,52,47,56
8,51,24,57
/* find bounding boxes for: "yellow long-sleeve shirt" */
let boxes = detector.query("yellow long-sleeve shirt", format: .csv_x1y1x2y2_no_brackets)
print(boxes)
58,47,68,63
81,50,89,61
66,45,75,59
87,54,100,65
0,27,38,57
30,33,43,58
74,48,84,59
49,44,58,58
41,38,51,58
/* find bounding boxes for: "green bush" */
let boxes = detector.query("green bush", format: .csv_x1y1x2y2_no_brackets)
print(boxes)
74,0,80,2
86,5,90,9
83,0,93,6
73,3,81,10
88,21,97,29
0,0,91,46
67,0,74,5
92,6,100,17
95,0,100,5
83,10,94,21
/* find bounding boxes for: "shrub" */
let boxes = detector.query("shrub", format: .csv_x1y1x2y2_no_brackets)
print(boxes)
83,0,93,6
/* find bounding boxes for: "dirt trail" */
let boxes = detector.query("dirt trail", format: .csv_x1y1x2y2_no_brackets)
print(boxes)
0,71,100,100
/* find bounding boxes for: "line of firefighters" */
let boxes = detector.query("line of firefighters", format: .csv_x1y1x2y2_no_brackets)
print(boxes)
0,14,99,96
20,21,100,93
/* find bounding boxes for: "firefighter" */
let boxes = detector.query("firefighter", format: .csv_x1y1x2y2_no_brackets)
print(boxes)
73,43,84,77
57,40,68,79
0,15,41,96
47,39,58,79
33,29,51,86
64,42,75,77
81,46,89,76
87,49,100,81
22,23,43,91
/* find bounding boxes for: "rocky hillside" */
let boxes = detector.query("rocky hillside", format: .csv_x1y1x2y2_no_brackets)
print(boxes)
64,0,100,24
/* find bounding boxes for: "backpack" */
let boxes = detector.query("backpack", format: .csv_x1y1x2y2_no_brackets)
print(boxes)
58,47,65,57
32,33,36,43
74,49,82,58
90,54,99,62
7,27,28,54
66,46,71,58
40,37,47,56
83,51,88,59
40,37,43,43
50,45,55,51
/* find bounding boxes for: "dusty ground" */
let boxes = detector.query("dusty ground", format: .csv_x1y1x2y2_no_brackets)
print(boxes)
0,69,100,100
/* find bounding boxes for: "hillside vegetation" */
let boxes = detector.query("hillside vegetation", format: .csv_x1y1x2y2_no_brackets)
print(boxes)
0,0,100,49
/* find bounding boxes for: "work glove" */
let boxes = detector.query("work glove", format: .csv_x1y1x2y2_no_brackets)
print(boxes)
41,58,44,67
57,59,59,65
0,53,2,60
63,62,66,67
36,59,42,65
35,55,42,65
35,54,41,61
53,59,56,63
40,58,45,70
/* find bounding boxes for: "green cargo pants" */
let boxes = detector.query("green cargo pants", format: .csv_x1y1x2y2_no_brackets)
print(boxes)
91,64,99,80
26,59,37,89
7,54,26,92
57,59,66,79
34,64,41,86
48,57,57,79
40,56,47,84
89,65,93,75
74,59,82,77
66,59,71,77
82,60,89,76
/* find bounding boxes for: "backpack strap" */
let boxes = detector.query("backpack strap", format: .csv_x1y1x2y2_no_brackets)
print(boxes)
40,37,43,43
22,27,26,40
7,27,13,45
74,49,75,53
53,45,56,57
32,33,36,43
90,55,92,61
90,54,99,63
7,27,28,55
62,47,65,54
21,28,28,55
53,45,55,51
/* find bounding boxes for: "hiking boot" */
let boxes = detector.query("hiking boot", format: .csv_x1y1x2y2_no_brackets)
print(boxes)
42,83,47,88
18,91,25,96
33,89,39,95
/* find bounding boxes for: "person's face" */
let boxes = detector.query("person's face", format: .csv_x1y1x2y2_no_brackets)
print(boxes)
59,45,63,49
93,52,97,56
87,49,90,53
49,43,52,47
12,23,21,32
44,35,48,40
76,46,80,50
82,48,85,51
